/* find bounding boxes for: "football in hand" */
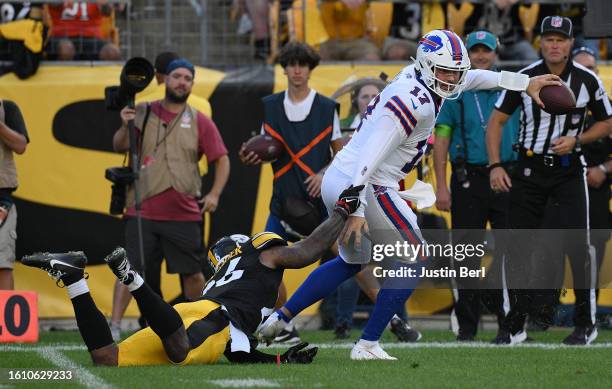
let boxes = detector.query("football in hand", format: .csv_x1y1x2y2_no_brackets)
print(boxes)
243,134,283,162
539,83,576,115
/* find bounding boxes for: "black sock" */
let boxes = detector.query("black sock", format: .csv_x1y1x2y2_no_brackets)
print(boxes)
132,282,183,339
71,293,114,351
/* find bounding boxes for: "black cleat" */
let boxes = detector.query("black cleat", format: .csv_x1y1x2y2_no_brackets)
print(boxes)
21,251,87,286
456,333,475,342
334,322,351,340
273,327,301,345
104,247,134,285
491,329,511,345
390,317,422,342
562,326,598,346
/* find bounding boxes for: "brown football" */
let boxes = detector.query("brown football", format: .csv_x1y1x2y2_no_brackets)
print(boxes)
539,83,576,115
243,134,283,161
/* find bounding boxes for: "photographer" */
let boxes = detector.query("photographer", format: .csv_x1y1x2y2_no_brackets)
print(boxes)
110,59,230,338
433,31,519,343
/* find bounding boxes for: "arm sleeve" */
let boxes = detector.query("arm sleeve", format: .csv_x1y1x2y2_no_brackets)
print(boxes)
464,69,501,91
2,101,28,142
198,113,228,162
464,69,529,92
586,76,612,122
350,114,406,217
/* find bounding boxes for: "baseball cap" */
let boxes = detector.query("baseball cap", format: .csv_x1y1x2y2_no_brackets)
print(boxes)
541,16,573,38
572,46,596,58
466,31,498,51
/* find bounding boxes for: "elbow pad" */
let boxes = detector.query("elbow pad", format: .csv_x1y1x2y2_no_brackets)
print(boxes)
499,71,529,91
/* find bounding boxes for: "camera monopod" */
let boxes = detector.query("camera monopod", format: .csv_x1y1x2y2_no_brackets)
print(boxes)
105,57,155,275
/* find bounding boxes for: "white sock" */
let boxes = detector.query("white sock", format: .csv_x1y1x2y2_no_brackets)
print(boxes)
67,279,89,299
357,339,379,348
126,272,144,292
392,314,400,321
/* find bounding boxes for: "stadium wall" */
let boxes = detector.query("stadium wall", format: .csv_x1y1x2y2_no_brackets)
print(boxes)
2,64,611,318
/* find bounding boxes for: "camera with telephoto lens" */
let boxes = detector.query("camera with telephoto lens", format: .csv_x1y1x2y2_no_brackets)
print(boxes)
453,157,468,185
104,57,154,111
104,57,154,214
105,167,135,215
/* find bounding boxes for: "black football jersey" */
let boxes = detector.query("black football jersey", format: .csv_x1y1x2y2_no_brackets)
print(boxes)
201,232,286,335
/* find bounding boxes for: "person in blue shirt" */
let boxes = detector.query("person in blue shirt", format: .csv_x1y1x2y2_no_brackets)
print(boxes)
433,30,519,343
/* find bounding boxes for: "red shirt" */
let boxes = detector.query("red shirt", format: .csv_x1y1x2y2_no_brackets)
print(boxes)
125,101,228,221
48,3,105,39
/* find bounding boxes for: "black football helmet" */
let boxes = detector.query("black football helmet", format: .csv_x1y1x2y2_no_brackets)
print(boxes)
207,234,249,271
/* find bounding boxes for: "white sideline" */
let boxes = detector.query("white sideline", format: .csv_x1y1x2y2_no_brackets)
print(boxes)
35,346,113,389
2,341,612,352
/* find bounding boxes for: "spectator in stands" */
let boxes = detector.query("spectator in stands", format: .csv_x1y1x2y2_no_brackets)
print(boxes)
0,99,28,290
0,2,44,78
233,0,269,60
46,1,120,60
463,0,538,61
382,2,424,61
110,59,229,341
434,31,519,342
318,0,380,61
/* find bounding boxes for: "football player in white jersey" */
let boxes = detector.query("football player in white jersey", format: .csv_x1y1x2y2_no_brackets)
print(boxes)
258,29,560,360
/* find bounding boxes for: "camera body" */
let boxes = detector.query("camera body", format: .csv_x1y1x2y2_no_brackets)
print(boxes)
105,167,135,215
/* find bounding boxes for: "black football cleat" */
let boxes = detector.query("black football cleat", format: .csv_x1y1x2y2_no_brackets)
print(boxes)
334,322,351,340
21,251,87,286
491,329,511,345
562,326,598,346
104,247,134,285
390,317,422,342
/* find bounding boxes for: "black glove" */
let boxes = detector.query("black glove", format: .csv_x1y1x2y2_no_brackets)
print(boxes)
280,342,318,364
334,185,365,218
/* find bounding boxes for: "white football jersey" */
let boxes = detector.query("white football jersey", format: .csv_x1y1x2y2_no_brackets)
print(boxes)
331,65,501,189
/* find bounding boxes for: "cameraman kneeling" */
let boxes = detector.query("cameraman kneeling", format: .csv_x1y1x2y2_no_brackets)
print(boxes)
110,59,230,339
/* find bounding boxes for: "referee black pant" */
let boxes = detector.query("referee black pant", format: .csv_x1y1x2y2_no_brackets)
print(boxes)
450,164,510,337
504,153,597,334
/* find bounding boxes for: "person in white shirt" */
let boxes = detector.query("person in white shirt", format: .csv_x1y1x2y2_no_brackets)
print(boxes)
258,30,560,360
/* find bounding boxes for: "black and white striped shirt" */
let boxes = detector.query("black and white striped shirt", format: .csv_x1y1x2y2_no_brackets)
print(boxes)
495,59,612,155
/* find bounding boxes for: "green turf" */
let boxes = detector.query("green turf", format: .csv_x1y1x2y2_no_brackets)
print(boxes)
1,330,611,388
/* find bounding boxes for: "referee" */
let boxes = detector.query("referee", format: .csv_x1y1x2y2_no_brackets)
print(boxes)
486,16,612,345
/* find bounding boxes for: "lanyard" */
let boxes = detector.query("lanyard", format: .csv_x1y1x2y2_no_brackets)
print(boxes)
473,93,485,130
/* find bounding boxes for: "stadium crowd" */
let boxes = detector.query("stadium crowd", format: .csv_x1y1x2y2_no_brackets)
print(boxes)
0,0,611,365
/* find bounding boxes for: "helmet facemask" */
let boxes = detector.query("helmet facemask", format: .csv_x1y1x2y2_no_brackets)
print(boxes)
415,30,471,100
418,56,469,100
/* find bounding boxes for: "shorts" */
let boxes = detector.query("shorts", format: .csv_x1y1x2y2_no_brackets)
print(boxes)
47,36,110,60
0,205,17,269
124,218,204,275
118,299,230,366
321,166,423,264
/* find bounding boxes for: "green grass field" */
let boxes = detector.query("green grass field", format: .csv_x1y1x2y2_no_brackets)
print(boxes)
1,329,611,388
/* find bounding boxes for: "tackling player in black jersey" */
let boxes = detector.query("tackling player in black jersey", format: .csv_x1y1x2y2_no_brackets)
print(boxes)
21,185,363,366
